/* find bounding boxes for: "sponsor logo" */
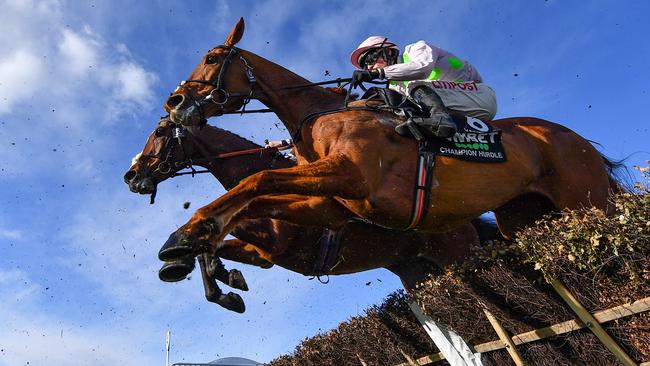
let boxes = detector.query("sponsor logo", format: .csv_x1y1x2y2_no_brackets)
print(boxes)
430,80,479,91
436,118,505,163
439,147,504,159
448,131,500,146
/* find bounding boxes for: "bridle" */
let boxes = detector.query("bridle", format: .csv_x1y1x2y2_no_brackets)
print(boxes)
139,124,196,176
173,45,258,125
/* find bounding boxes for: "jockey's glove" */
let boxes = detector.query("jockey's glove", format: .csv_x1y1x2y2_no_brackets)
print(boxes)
351,69,381,88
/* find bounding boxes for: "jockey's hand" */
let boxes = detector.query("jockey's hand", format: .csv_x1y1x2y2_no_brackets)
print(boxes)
265,139,293,150
265,140,282,148
351,69,380,88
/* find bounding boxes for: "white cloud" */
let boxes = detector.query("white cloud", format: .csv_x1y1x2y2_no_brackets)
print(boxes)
209,0,234,34
0,269,38,303
0,49,44,113
112,62,158,104
0,227,22,240
58,28,100,76
0,0,62,55
0,0,158,180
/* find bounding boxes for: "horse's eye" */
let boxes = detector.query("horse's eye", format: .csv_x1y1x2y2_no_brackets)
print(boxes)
155,127,166,136
205,55,218,64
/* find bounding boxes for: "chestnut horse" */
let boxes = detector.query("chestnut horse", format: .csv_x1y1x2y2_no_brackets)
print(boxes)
160,19,619,288
125,116,496,312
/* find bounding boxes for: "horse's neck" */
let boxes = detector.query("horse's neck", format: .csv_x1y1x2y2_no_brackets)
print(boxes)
244,51,346,136
193,126,293,190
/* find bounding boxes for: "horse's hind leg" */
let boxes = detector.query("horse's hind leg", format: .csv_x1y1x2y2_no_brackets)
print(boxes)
198,253,245,313
493,192,557,239
206,255,248,291
217,238,274,269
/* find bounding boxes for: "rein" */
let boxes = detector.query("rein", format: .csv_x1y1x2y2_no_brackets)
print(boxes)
217,77,354,115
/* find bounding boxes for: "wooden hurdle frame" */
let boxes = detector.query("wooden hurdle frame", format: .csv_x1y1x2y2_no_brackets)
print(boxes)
396,283,650,366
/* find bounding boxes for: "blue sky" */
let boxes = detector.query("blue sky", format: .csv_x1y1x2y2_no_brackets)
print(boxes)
1,0,649,364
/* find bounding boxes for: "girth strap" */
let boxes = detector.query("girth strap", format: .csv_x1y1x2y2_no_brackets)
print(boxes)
312,227,345,276
406,140,437,230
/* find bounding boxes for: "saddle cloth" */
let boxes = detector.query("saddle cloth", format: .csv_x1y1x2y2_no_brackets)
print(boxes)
359,87,506,163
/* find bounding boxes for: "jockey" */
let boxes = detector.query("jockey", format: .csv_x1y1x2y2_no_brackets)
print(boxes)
350,36,497,138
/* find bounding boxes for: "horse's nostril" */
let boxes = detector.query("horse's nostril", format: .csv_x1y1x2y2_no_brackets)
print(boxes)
166,94,185,109
124,170,137,182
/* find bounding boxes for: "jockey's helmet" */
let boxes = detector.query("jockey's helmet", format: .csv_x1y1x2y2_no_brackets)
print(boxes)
350,36,400,69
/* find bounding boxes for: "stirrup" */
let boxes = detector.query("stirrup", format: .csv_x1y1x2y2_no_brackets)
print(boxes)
411,115,457,138
395,120,425,141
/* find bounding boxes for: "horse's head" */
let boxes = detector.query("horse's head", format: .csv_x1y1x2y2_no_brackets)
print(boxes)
164,17,253,126
124,116,202,195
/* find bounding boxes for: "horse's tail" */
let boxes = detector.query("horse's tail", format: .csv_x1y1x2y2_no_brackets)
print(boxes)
587,139,633,194
600,153,634,194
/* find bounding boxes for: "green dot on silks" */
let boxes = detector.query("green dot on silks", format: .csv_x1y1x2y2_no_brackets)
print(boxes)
428,67,441,80
448,56,463,69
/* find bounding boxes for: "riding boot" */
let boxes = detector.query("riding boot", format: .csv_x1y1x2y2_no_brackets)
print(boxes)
395,86,457,138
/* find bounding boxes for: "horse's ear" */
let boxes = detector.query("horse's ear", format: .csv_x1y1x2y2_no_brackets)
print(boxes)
224,17,245,47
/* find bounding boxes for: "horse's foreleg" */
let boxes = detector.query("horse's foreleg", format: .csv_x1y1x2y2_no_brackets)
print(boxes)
233,195,354,228
197,253,245,313
169,156,369,250
158,235,274,287
158,255,196,282
205,255,248,291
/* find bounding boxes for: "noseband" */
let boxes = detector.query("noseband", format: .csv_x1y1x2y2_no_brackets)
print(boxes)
173,46,258,122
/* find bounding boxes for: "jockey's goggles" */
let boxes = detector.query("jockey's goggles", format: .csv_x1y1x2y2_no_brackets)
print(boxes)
359,48,398,69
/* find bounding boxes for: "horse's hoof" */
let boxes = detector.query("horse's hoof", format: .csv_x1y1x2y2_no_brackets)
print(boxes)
228,269,249,291
159,231,194,261
221,292,246,313
158,257,195,282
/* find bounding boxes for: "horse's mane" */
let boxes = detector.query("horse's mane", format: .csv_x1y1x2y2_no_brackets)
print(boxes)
197,124,297,165
203,125,261,148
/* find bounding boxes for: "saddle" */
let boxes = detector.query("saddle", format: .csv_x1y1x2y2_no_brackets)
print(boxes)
360,87,423,119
